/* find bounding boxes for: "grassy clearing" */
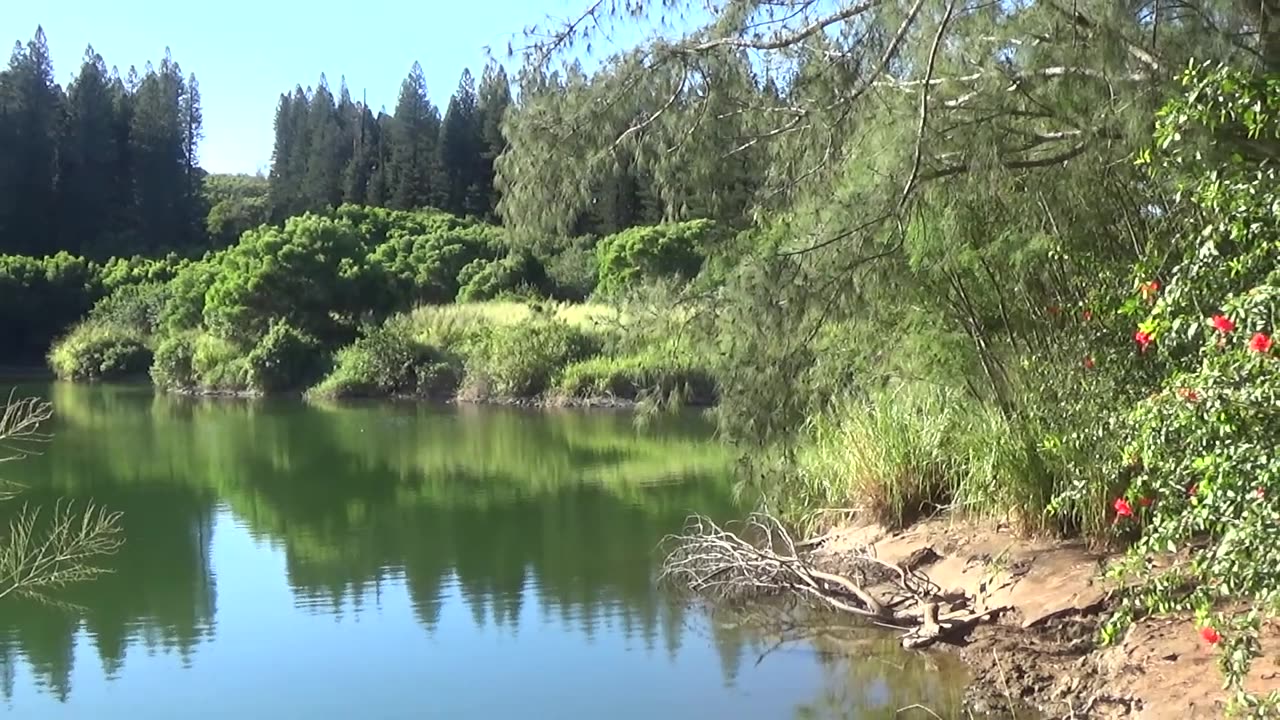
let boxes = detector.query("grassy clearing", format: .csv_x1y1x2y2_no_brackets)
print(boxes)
556,350,717,405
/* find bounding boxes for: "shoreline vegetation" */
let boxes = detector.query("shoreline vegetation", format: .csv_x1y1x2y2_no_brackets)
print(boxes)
6,4,1280,717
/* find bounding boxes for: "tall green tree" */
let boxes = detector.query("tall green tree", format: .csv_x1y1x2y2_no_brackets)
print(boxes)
302,75,344,209
57,47,122,256
388,62,443,211
475,63,512,219
439,69,481,216
0,28,62,255
129,52,192,252
268,86,311,219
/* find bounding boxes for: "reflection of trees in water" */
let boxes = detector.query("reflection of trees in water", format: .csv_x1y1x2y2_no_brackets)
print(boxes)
0,383,749,701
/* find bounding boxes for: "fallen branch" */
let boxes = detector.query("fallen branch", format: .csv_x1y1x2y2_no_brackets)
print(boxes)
660,512,1006,649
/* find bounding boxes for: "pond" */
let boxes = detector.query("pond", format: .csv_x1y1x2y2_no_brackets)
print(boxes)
0,382,967,719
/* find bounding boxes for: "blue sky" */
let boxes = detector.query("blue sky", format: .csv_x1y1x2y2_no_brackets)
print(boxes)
3,0,678,175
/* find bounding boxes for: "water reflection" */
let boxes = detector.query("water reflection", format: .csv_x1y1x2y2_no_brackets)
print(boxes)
0,382,967,718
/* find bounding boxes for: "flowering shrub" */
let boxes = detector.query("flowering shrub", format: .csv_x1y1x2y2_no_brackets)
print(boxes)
1110,62,1280,711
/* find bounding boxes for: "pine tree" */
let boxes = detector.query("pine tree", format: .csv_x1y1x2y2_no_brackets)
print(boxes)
388,62,443,210
0,28,63,255
302,75,344,209
439,69,481,216
475,63,512,220
181,72,205,241
267,86,311,219
343,102,378,205
366,111,394,207
128,51,189,252
57,47,120,255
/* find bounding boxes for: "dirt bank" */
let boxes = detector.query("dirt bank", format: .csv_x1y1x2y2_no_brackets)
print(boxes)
807,517,1280,719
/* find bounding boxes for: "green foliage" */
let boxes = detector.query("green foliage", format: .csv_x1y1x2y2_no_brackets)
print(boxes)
557,350,716,405
308,317,461,400
203,213,389,344
367,211,504,304
204,173,270,247
463,320,603,399
0,252,99,362
595,220,714,296
47,323,151,381
245,321,327,393
191,334,249,392
151,332,198,390
456,251,545,302
1105,64,1280,707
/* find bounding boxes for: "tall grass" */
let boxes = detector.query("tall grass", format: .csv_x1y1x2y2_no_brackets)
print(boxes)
785,383,1100,535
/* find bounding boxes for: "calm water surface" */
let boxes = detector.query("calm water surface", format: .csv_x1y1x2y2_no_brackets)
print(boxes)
0,382,966,719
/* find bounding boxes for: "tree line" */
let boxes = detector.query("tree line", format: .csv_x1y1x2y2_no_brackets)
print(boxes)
266,63,512,222
0,28,204,258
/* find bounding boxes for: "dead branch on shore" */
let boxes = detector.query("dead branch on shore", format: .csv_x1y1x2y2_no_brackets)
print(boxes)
659,513,1006,650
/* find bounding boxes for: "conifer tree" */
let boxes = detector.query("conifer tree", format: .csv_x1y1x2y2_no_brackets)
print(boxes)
0,28,62,255
439,69,481,216
57,47,120,255
475,63,512,219
302,75,344,209
388,62,443,210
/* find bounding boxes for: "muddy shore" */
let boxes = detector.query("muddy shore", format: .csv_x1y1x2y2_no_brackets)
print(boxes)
806,517,1280,719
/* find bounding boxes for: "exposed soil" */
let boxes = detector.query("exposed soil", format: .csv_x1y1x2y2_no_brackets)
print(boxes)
808,517,1280,719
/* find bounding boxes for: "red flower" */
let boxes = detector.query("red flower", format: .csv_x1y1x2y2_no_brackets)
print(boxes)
1140,280,1160,302
1083,355,1096,369
1189,484,1198,497
1177,388,1200,402
1138,497,1153,507
1201,626,1221,645
1114,497,1134,518
1135,330,1153,352
1082,309,1094,322
1256,487,1266,499
1211,315,1235,334
1249,332,1273,354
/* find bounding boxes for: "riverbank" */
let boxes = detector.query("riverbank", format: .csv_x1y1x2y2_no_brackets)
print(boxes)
806,517,1280,718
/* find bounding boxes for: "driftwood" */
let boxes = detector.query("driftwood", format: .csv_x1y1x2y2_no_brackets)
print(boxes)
659,513,1005,650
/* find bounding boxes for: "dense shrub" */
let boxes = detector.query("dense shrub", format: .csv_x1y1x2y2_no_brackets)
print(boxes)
151,332,199,390
47,324,152,381
541,236,599,301
0,253,100,363
86,282,171,335
595,220,716,296
369,216,504,305
456,251,547,302
557,351,716,405
203,214,391,344
463,320,603,399
204,174,270,247
1103,65,1280,706
245,321,327,392
191,334,249,391
308,318,461,400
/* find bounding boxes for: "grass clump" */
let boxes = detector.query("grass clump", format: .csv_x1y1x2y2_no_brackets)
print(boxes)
556,350,717,405
308,317,462,400
462,319,604,400
48,323,151,381
787,385,1012,531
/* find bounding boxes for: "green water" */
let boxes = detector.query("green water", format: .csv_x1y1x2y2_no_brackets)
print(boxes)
0,382,966,719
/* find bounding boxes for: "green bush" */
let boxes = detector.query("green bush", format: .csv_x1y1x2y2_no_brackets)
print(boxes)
191,334,249,391
0,252,100,363
463,320,603,399
541,236,600,301
308,317,462,400
47,323,152,381
86,282,170,335
368,213,504,305
595,220,716,296
456,251,546,302
151,332,199,390
1103,64,1280,705
245,321,327,393
557,351,716,405
203,214,391,344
